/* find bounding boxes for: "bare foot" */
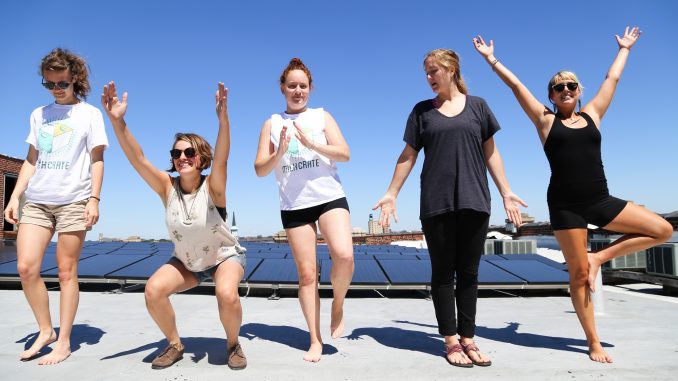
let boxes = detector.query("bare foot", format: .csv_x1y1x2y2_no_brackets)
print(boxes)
303,342,322,362
20,329,57,361
588,252,603,292
38,341,71,365
446,350,472,367
589,342,613,363
330,300,344,339
461,340,492,366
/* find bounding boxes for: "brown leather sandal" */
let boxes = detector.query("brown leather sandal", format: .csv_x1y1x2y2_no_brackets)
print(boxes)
444,343,473,368
461,341,492,367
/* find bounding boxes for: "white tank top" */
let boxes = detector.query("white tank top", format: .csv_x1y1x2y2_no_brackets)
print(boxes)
270,108,345,210
165,177,244,271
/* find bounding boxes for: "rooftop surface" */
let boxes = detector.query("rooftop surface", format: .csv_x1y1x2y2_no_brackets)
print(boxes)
1,283,676,380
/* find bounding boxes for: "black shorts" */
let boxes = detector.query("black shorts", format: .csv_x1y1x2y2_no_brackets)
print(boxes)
548,195,628,230
280,197,350,229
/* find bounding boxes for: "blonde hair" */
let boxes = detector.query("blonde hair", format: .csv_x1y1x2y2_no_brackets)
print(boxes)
167,133,213,172
423,49,468,94
548,71,584,111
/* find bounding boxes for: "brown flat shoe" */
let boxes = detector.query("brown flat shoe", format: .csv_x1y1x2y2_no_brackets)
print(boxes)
151,343,184,369
228,343,247,370
461,341,492,367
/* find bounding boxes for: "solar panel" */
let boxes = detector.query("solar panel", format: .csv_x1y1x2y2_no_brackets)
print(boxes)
319,259,388,285
42,254,151,279
106,255,169,280
499,254,568,270
378,259,431,285
247,258,299,284
487,259,569,283
478,260,526,285
245,252,288,259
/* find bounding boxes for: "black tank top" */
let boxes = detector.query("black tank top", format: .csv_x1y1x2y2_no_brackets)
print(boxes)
543,112,609,207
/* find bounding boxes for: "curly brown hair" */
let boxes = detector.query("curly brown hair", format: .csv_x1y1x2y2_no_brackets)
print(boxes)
40,48,91,100
167,133,213,173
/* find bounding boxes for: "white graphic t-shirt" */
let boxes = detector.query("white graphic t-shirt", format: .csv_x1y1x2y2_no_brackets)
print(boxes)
270,108,345,210
25,102,109,205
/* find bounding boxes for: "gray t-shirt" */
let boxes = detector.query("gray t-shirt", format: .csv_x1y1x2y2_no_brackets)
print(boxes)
404,95,500,220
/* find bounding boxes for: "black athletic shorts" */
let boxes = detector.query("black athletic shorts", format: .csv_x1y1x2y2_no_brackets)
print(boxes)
548,195,628,230
280,197,350,229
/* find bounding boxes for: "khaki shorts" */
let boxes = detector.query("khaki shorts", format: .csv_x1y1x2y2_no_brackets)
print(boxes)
20,199,90,233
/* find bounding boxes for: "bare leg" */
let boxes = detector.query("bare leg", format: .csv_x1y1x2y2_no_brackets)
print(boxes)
39,231,85,365
16,224,56,360
287,223,322,362
144,261,198,347
213,260,245,349
555,229,612,363
318,208,354,339
588,203,673,290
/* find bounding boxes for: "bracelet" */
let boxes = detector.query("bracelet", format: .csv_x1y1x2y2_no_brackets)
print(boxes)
489,58,498,66
89,196,101,202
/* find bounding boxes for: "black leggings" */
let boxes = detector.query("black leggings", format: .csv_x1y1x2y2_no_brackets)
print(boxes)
421,210,489,337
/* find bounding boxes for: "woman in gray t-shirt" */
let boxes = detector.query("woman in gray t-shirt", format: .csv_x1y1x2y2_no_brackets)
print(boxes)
374,49,526,368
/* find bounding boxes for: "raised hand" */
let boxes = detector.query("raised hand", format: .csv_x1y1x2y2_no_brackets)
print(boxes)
616,26,641,50
293,121,315,150
215,82,228,124
502,192,528,226
277,126,291,156
472,35,494,58
372,194,398,227
101,81,128,121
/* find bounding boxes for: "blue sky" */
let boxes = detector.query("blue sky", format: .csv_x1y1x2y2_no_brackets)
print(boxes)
1,1,676,239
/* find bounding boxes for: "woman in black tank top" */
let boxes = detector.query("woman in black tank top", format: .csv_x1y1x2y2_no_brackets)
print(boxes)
472,27,672,364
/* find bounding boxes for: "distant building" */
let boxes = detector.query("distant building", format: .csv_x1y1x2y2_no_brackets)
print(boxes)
231,212,239,239
124,236,143,242
1,153,23,242
368,214,390,235
506,213,535,233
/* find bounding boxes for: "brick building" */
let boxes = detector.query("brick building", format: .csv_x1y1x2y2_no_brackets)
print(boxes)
1,153,23,241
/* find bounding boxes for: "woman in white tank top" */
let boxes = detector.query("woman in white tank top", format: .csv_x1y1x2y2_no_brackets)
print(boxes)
101,82,248,370
255,58,355,362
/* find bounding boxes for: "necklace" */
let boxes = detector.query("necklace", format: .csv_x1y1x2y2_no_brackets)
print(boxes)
561,113,582,125
176,182,199,225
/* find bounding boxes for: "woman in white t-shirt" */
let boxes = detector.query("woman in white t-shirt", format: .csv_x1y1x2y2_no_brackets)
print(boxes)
255,58,355,362
101,82,248,370
4,48,108,365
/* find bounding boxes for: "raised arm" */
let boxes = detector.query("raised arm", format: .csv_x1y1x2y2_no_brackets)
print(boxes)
472,35,553,143
294,111,350,162
208,82,230,208
3,146,37,224
372,144,419,227
483,137,528,226
583,26,641,125
101,81,172,202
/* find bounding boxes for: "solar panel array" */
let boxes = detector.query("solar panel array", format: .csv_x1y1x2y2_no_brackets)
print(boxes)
0,242,569,290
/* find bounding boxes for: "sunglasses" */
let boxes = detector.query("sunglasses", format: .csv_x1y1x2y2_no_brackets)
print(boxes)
42,80,72,90
170,147,197,160
552,82,579,93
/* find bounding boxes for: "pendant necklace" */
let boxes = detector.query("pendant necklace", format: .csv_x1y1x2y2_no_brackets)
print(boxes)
177,182,199,225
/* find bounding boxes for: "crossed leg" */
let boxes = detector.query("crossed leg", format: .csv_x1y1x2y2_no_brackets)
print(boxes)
588,202,673,290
